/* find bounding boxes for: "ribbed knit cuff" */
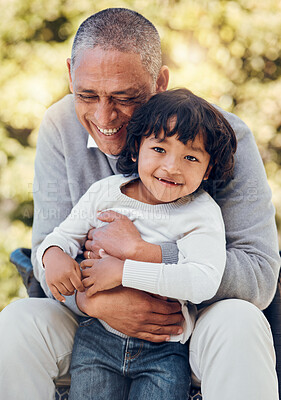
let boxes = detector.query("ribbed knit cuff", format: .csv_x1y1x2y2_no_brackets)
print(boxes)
160,242,178,264
122,259,162,294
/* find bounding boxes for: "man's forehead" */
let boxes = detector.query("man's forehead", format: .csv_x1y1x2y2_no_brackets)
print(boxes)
71,47,153,92
73,47,144,72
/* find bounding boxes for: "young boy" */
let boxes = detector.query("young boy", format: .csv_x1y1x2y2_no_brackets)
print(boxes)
37,88,237,400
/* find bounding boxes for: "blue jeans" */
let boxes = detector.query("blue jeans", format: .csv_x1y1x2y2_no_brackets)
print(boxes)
69,318,190,400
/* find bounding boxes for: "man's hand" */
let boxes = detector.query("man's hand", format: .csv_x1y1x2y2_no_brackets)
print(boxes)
83,210,162,262
43,246,84,302
81,251,124,296
76,286,184,343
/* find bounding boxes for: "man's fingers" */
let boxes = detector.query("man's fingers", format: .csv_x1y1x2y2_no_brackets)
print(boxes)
144,323,183,336
97,210,125,223
87,228,95,240
83,246,100,260
135,332,170,343
146,312,184,327
149,297,182,315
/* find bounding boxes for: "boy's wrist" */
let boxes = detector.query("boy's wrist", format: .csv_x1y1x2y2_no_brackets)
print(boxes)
42,246,63,268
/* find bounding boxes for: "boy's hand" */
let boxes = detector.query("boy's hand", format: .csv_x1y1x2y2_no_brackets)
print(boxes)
81,250,124,296
43,246,84,302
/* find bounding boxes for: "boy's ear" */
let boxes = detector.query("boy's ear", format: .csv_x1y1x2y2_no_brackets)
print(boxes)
203,164,212,180
131,155,137,162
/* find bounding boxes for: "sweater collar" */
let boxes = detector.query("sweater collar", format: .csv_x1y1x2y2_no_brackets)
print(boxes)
87,135,118,160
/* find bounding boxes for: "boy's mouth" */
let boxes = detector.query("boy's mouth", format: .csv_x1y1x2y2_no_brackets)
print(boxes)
155,177,182,186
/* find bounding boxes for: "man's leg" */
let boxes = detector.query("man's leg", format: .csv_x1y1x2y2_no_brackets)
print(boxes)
189,299,278,400
0,297,78,400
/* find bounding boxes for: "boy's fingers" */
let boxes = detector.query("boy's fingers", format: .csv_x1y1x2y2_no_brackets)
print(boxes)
50,285,65,303
58,281,75,295
85,285,97,297
70,275,85,292
82,277,94,288
80,259,95,269
97,210,124,223
81,268,91,278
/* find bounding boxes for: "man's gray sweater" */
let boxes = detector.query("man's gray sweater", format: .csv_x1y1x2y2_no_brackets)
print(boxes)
31,94,280,314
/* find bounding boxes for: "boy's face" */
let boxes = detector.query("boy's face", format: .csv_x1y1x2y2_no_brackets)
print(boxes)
136,130,211,204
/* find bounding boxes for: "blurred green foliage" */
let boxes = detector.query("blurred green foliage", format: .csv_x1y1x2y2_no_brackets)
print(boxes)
1,0,281,310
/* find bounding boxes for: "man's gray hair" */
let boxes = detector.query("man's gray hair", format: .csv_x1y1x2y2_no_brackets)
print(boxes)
71,8,162,84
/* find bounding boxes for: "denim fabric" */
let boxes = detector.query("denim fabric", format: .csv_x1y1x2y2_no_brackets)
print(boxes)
69,318,190,400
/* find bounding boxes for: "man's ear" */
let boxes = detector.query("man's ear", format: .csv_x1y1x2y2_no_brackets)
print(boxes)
203,164,212,180
155,66,169,93
66,58,74,93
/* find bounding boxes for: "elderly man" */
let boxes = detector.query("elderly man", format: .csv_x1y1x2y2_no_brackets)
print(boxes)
0,8,279,400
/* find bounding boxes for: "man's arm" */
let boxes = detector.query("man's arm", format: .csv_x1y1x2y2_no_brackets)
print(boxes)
85,112,280,310
76,286,184,342
205,110,280,310
31,105,74,298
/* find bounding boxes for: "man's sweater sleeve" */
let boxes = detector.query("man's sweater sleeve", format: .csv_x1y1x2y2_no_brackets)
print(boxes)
204,110,280,310
160,112,280,310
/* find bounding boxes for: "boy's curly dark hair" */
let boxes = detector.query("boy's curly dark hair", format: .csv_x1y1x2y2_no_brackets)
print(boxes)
117,88,237,195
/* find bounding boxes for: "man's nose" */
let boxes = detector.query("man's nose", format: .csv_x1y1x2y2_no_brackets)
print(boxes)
93,99,117,126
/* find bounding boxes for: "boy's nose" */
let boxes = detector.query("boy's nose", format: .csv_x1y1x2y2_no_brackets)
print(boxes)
162,156,181,174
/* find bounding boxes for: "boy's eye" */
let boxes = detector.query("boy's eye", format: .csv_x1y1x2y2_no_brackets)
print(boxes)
185,155,198,162
152,147,165,153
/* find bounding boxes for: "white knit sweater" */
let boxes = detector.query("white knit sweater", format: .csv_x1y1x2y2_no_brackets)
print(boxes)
37,174,226,342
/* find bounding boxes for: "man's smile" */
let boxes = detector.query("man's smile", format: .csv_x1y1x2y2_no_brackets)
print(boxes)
96,125,124,136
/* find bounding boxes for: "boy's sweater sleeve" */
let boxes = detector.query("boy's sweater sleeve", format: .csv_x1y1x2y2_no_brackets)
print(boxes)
36,188,97,270
122,201,226,303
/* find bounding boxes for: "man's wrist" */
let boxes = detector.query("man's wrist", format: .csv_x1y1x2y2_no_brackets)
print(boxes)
133,240,162,263
76,291,88,314
76,291,101,318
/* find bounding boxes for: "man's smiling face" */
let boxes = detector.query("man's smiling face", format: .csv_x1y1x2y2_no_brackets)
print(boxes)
67,47,156,156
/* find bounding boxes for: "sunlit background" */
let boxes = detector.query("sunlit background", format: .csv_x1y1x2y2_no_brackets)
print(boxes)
1,0,281,310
